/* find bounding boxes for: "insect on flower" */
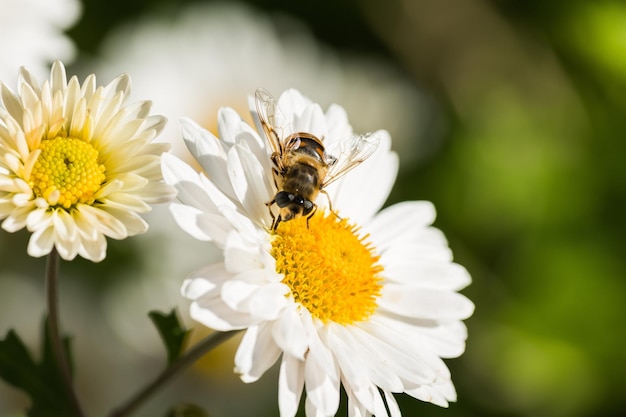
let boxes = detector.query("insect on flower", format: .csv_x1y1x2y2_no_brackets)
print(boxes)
255,88,380,229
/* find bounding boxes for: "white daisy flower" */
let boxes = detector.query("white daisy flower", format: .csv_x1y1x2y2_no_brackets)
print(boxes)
0,61,175,262
163,89,474,416
0,0,81,83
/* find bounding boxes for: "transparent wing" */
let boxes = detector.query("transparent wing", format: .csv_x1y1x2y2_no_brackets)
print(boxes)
322,132,380,187
254,88,283,156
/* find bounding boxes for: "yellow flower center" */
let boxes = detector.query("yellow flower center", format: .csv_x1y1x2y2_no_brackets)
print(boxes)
29,137,106,209
272,212,383,325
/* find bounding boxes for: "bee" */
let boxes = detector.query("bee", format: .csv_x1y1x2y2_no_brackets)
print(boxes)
254,88,380,230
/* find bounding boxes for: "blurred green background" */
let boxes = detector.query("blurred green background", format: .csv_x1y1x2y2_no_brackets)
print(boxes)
1,0,625,416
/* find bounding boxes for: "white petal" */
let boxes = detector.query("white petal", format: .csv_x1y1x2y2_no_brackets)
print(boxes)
379,284,475,320
217,107,245,145
52,210,79,260
383,390,401,417
234,322,282,383
179,117,236,200
383,259,472,291
190,297,253,331
366,201,437,251
27,225,55,258
278,354,305,417
221,279,261,311
76,204,127,239
182,263,230,300
327,131,397,224
348,324,437,386
380,239,452,264
330,325,402,393
227,143,272,222
162,152,233,214
77,233,107,262
169,202,229,243
248,282,290,320
324,104,353,146
295,103,326,139
329,328,379,394
304,349,340,416
223,231,266,274
272,304,309,360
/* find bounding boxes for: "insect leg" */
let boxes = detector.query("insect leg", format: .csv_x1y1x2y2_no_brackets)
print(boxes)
306,204,318,229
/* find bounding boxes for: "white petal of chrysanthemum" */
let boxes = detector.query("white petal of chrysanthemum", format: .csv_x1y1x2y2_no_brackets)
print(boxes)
374,314,468,359
326,131,398,224
77,232,107,262
2,203,34,232
329,325,399,394
406,379,456,408
275,89,310,130
278,354,305,417
191,293,254,331
217,107,247,145
182,262,231,300
52,209,79,255
363,317,455,378
304,349,341,416
227,143,273,224
365,201,438,251
382,258,471,290
223,230,268,274
221,278,263,310
72,205,127,240
379,284,474,321
346,325,438,389
301,312,337,378
383,390,402,417
180,117,236,201
323,104,353,146
343,381,387,417
272,303,309,360
247,282,290,320
380,237,453,264
294,103,326,140
162,152,237,245
169,203,226,242
162,152,232,213
27,222,55,257
235,322,282,383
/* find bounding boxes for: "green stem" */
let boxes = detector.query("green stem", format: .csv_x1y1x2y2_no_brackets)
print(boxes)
45,248,85,417
108,330,239,417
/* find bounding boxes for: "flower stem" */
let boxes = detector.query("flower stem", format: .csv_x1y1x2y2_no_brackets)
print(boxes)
108,330,239,417
45,248,85,417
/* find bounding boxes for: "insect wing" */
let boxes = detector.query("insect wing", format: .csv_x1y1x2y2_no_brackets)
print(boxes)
322,132,380,187
254,88,283,156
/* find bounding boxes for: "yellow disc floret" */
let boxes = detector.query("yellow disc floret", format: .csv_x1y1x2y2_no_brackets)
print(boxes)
272,212,383,325
29,137,106,209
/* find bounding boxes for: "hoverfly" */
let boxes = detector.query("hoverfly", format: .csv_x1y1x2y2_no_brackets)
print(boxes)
254,88,380,230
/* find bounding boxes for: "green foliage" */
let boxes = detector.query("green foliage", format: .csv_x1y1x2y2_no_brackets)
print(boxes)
165,403,211,417
149,309,191,365
0,320,73,417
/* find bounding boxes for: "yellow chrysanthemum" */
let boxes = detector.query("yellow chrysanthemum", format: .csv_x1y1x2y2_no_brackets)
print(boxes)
0,61,175,261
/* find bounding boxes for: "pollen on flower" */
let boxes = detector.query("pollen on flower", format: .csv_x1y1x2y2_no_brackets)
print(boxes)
271,212,383,325
29,137,106,209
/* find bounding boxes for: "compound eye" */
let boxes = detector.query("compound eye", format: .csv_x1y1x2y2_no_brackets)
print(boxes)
302,200,314,214
275,191,295,208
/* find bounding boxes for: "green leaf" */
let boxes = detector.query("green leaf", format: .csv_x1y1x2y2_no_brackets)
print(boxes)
0,318,74,417
165,403,211,417
149,309,191,365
